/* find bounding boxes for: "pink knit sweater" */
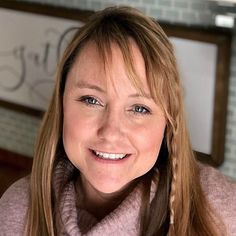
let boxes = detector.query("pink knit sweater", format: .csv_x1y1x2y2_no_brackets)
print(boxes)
0,163,236,235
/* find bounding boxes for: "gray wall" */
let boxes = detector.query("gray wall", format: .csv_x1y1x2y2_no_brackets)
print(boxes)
1,0,236,179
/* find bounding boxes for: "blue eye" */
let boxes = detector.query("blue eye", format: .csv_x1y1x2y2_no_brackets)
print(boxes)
79,96,101,106
133,105,150,115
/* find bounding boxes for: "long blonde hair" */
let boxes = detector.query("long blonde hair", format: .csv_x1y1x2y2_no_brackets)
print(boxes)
25,6,222,236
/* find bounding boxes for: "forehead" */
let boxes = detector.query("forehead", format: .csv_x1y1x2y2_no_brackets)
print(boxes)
67,40,149,93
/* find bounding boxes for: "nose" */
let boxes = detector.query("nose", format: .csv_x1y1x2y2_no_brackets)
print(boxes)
97,108,125,142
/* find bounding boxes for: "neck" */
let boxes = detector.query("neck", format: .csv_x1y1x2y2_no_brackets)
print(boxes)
75,176,138,220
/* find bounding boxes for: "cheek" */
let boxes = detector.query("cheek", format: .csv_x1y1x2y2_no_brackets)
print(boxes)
63,113,81,144
133,122,165,169
137,119,165,147
63,106,96,140
63,110,93,157
63,117,81,164
139,129,164,155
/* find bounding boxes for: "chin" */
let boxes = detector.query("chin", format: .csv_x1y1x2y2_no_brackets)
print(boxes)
90,177,134,195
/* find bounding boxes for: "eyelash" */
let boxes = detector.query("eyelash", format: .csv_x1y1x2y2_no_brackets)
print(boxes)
77,96,151,115
130,105,151,115
78,96,103,107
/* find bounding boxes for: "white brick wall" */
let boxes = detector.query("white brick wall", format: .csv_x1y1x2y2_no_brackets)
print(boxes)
0,107,40,157
1,0,236,179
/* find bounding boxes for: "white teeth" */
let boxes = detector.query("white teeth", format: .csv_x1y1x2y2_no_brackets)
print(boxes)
94,151,127,160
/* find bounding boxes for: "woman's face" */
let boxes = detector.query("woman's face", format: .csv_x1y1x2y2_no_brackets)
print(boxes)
63,40,166,195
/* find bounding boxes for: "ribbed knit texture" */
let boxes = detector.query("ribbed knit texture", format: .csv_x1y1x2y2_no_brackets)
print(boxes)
53,159,156,235
57,182,142,235
0,161,236,235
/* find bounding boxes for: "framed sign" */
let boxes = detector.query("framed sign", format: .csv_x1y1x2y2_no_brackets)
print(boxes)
0,2,92,116
162,24,231,166
0,2,232,166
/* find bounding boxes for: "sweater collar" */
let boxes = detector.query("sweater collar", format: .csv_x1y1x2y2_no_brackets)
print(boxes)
53,159,158,236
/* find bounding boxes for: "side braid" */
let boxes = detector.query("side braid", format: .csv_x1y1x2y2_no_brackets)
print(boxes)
169,153,177,226
168,129,178,227
165,102,181,235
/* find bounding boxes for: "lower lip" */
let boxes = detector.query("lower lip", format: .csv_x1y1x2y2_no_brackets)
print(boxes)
89,149,131,164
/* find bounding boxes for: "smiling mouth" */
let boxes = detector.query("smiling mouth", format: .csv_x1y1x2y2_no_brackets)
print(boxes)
91,150,129,160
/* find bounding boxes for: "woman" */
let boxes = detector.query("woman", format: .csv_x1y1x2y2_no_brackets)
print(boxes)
1,6,235,236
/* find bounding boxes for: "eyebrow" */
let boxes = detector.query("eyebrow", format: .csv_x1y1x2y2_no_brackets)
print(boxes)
76,81,105,93
128,93,152,100
76,81,152,99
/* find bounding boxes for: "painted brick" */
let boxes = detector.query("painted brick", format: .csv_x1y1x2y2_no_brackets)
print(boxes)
149,7,164,19
174,1,189,9
229,89,236,98
189,0,205,2
205,1,221,12
126,0,141,3
165,9,180,22
72,0,90,9
90,1,103,11
225,156,236,165
181,11,199,24
219,165,230,177
100,2,121,9
143,0,155,4
158,0,172,8
228,120,236,126
191,2,208,11
198,13,213,25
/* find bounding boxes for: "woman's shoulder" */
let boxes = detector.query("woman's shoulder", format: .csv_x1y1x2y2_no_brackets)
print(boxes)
0,176,30,235
199,163,236,195
199,163,236,235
